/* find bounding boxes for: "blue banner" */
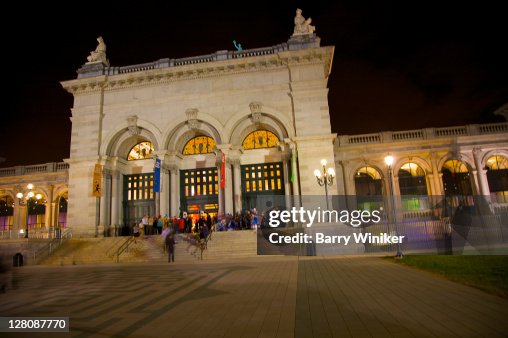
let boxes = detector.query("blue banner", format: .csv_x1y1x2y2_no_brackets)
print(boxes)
153,158,161,193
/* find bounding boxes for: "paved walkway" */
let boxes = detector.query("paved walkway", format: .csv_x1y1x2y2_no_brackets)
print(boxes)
0,256,507,337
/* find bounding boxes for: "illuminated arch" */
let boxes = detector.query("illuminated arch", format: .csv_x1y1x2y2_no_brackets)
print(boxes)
486,155,508,170
128,141,154,160
183,136,216,155
353,165,383,211
443,159,469,173
242,130,279,150
486,155,508,203
398,162,429,211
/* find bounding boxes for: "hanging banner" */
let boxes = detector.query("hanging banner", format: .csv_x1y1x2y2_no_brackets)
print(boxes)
92,163,102,197
154,158,161,193
290,150,296,183
220,153,226,189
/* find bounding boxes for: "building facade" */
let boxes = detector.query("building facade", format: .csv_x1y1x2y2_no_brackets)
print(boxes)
1,25,507,238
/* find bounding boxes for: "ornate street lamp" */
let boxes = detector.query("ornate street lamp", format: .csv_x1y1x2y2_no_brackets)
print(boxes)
16,184,42,239
314,159,335,210
384,156,403,258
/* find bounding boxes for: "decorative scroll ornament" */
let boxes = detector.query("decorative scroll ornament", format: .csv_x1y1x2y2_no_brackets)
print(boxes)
127,115,140,135
186,108,199,130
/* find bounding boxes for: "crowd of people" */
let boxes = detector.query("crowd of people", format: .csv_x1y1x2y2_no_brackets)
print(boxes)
129,208,269,262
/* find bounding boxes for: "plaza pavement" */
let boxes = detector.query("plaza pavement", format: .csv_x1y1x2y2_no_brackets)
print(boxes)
0,255,507,337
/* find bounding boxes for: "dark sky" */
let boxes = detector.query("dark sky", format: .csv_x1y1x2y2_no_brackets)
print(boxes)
1,0,507,167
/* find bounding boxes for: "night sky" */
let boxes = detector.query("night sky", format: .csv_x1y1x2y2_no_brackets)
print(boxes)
1,1,507,167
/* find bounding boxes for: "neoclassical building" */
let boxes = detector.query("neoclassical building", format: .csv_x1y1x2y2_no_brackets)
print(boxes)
1,13,507,238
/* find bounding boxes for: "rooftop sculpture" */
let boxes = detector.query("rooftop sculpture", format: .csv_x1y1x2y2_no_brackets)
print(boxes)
86,36,109,65
293,8,315,35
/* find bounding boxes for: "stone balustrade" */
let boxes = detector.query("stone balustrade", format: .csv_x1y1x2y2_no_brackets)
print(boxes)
79,44,287,78
337,122,508,147
0,162,68,177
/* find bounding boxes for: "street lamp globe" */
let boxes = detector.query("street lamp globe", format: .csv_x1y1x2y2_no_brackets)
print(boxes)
384,155,394,167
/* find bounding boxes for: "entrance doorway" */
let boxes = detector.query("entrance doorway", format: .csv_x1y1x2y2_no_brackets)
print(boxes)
180,168,219,217
241,162,285,212
123,173,155,234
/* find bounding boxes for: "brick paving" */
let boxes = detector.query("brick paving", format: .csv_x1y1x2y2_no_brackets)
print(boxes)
0,256,507,337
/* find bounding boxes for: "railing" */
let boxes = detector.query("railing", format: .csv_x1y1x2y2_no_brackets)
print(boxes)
111,236,136,263
338,122,508,146
348,134,381,144
435,126,467,137
32,228,73,265
88,43,291,78
0,167,15,176
0,162,68,177
392,130,424,141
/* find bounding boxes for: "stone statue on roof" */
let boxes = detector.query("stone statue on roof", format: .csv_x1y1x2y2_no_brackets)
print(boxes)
86,36,109,65
293,8,315,35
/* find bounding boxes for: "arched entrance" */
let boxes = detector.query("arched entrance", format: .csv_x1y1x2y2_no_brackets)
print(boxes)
0,195,14,231
354,166,383,211
57,193,68,229
442,159,474,207
398,162,429,211
122,140,156,233
485,155,508,203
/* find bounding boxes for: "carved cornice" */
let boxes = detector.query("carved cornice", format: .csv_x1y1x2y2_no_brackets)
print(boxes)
61,47,334,95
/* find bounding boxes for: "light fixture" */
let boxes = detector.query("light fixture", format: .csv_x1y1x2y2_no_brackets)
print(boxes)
16,183,39,239
314,159,335,210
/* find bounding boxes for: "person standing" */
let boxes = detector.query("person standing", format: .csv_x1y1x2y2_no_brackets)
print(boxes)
165,233,175,263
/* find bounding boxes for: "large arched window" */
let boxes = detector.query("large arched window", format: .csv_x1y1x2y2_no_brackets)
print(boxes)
242,130,279,150
354,166,383,211
0,195,14,230
486,155,508,203
58,194,68,229
398,162,429,210
128,141,154,160
442,159,473,207
183,136,216,155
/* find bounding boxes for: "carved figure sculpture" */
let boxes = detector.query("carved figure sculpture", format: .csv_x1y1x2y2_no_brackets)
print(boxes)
293,8,315,35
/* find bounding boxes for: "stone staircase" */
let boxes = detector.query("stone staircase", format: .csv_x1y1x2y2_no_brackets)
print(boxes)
36,230,258,265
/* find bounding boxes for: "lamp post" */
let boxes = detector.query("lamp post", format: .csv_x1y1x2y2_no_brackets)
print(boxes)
384,156,403,258
16,183,41,239
314,159,335,210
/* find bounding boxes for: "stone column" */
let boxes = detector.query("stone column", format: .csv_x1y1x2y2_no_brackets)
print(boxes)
13,202,25,236
473,148,491,196
98,173,109,237
427,153,441,196
288,141,301,210
283,157,292,210
233,159,242,213
169,166,180,217
225,162,233,214
160,168,170,217
110,171,120,236
44,185,54,233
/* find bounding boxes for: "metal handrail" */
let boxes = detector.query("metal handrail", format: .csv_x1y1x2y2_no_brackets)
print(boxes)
113,236,135,263
32,228,72,264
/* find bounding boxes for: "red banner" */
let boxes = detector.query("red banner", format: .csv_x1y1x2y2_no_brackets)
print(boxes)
220,153,226,188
